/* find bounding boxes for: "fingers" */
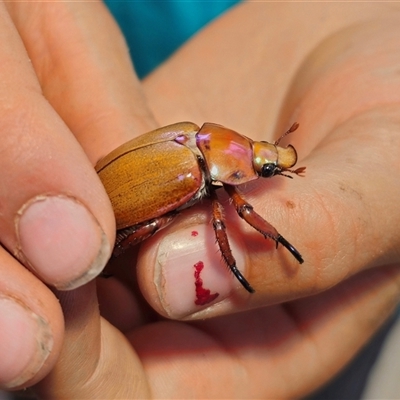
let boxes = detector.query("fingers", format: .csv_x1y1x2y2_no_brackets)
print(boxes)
6,1,157,160
0,3,157,290
0,249,63,390
137,204,250,319
34,282,151,400
31,261,400,398
0,3,159,390
129,265,400,399
0,4,109,290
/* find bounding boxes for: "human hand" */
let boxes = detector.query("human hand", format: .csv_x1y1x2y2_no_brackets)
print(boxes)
0,1,157,391
140,1,400,319
13,2,400,399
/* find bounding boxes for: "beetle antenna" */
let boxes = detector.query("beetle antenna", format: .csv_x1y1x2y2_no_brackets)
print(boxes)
289,166,306,176
277,166,306,179
275,122,299,146
277,172,294,179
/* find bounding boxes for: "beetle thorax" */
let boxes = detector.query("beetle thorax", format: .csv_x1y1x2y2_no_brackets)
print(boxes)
195,123,259,185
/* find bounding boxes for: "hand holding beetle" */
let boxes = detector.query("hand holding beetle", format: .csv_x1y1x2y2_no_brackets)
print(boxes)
3,2,400,400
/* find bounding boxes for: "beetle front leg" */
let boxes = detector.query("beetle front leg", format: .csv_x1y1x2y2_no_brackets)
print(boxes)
113,213,177,256
224,184,304,264
211,190,255,293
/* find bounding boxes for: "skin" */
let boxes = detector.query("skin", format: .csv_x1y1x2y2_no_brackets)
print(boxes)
0,1,399,399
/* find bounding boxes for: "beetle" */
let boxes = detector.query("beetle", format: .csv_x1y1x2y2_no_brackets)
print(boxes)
95,122,305,293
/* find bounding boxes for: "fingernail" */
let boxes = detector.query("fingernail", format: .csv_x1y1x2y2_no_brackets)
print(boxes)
0,295,53,389
15,194,111,290
154,223,246,319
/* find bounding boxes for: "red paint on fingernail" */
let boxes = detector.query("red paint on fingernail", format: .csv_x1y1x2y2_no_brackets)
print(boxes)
194,261,219,306
191,230,199,237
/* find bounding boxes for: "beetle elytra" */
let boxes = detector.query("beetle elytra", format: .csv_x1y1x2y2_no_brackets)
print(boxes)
95,122,305,293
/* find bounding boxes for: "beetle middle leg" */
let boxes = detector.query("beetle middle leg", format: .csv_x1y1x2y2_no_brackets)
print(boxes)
113,213,177,256
224,184,304,264
210,189,255,293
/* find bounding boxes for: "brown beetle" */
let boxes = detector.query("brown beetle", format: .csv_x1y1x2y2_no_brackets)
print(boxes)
95,122,305,293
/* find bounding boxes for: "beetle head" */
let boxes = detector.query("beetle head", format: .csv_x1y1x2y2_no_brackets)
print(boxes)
253,141,304,179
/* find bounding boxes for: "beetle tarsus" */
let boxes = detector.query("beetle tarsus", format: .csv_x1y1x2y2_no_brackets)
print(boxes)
229,263,255,293
277,234,304,264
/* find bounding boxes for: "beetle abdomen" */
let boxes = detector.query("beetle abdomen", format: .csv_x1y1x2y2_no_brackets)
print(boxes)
97,140,203,230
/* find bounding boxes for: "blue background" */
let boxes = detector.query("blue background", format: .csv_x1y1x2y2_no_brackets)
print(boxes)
105,1,240,78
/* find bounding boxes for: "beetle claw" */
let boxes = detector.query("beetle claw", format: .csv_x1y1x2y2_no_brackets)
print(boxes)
277,235,304,264
230,263,255,293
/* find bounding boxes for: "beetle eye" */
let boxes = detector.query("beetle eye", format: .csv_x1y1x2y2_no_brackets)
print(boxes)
260,163,277,178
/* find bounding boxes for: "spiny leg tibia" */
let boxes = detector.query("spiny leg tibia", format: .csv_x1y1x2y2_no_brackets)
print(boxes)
224,184,304,264
211,189,255,293
113,213,176,257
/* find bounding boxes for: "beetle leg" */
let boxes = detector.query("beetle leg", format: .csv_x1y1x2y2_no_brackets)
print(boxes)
224,184,304,264
210,189,255,293
113,213,177,257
